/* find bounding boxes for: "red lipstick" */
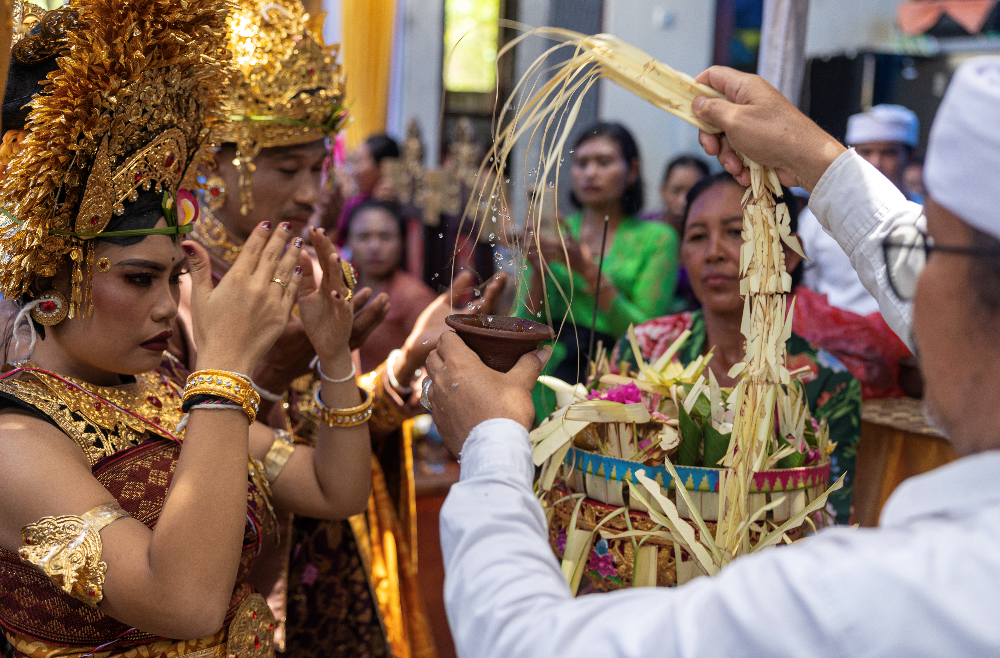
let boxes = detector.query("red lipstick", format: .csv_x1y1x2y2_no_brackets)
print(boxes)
141,330,173,352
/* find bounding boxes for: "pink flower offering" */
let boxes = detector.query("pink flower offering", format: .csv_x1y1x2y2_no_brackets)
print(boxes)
588,382,643,404
177,189,199,226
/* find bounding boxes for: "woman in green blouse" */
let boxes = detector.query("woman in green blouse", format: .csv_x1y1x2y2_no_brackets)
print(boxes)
518,122,679,419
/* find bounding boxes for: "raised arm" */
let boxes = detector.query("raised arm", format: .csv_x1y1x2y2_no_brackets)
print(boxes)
0,222,304,639
690,66,920,344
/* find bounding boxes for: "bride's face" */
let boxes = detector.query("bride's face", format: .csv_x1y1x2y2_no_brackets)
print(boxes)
39,219,188,382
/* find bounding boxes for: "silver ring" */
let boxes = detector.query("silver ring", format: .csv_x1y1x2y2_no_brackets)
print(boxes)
420,378,433,411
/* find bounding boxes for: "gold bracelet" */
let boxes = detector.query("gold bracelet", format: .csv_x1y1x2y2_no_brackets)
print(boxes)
312,387,373,427
183,369,260,424
263,429,296,485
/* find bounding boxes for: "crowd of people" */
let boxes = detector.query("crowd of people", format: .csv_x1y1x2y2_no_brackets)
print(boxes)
0,0,991,657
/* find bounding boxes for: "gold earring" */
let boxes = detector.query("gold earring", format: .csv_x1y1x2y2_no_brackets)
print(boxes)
205,175,227,211
96,257,111,272
31,290,69,326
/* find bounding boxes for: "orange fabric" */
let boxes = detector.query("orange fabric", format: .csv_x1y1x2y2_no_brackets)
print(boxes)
366,453,436,658
341,0,395,148
897,0,997,35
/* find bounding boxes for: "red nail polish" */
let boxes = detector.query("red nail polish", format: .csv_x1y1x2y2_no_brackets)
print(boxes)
262,221,272,231
333,291,341,299
281,222,291,232
182,244,196,256
294,237,303,248
295,265,303,276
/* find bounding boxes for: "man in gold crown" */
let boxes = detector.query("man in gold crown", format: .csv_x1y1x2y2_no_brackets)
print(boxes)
174,2,506,657
0,1,377,657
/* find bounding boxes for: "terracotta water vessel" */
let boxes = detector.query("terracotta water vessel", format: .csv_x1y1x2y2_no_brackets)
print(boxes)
445,314,554,373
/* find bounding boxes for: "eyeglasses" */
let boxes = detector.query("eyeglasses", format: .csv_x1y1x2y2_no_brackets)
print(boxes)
882,224,1000,300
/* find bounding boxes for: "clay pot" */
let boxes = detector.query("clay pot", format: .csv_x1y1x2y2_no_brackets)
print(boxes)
445,314,554,373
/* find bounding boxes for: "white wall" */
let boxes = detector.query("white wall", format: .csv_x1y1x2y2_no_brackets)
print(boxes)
600,0,717,213
804,0,900,58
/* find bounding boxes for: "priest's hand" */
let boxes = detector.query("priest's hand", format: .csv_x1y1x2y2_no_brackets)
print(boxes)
424,332,549,456
691,66,846,193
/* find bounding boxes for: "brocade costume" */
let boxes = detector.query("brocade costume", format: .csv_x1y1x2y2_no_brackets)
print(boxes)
0,1,279,655
181,3,435,655
0,362,276,658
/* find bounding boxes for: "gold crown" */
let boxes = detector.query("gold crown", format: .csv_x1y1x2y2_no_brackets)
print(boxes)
0,0,230,318
216,0,346,213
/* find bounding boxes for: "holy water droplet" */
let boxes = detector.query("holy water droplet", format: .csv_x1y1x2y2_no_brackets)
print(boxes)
467,302,475,310
505,179,510,183
549,181,554,188
536,312,542,317
487,316,494,322
422,340,429,345
433,273,439,279
451,382,459,388
489,233,495,240
569,149,574,153
438,233,444,238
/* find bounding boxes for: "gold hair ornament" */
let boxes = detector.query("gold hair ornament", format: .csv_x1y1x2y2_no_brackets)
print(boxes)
18,502,131,607
0,0,231,318
30,289,68,325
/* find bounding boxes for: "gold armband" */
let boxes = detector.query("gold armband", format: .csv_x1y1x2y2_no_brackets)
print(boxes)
263,429,296,485
312,387,373,427
18,502,131,607
183,369,260,424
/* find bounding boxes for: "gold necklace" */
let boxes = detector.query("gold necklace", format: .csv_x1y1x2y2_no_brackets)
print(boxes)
191,202,243,264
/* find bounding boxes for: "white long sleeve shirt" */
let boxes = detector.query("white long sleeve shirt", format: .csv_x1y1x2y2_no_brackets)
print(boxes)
807,148,922,349
441,419,1000,657
438,153,997,657
799,206,881,316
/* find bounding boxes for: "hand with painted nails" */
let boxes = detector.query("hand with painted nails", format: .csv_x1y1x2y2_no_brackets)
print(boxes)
183,220,306,375
297,227,355,364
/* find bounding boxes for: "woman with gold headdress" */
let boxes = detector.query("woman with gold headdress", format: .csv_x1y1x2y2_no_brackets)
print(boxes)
0,2,373,657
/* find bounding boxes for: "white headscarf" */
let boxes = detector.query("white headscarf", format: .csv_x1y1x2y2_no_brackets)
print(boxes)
845,104,919,147
924,56,1000,240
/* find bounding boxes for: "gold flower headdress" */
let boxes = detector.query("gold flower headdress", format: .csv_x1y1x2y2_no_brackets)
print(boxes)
216,0,347,214
0,0,231,318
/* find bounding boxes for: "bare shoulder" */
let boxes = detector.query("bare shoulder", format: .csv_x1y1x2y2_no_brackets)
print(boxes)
0,407,108,550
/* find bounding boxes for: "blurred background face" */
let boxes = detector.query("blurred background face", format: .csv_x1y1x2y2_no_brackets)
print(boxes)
351,142,379,196
661,164,705,225
904,161,925,198
215,140,327,241
681,182,746,317
570,136,634,209
347,206,403,281
854,140,910,189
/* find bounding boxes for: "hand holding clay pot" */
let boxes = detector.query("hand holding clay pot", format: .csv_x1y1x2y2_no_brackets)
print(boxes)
424,332,551,454
444,314,554,373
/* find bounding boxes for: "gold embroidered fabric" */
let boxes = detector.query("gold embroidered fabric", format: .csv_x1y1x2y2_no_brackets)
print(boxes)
216,0,345,213
0,365,184,466
18,502,130,607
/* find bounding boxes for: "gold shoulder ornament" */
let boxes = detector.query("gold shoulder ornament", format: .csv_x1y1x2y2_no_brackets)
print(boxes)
18,502,131,607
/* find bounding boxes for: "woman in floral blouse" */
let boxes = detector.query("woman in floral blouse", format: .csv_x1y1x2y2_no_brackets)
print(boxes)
613,173,862,523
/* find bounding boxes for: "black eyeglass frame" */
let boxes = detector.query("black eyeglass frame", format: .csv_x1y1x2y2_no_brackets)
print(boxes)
881,226,1000,301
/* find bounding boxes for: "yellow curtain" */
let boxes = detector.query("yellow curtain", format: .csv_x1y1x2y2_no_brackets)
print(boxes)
341,0,396,149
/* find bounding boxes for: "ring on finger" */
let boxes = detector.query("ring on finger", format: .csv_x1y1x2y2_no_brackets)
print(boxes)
271,277,288,290
420,378,433,411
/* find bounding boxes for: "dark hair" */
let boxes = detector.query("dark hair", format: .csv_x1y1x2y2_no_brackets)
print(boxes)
662,155,710,185
682,172,804,289
568,122,644,216
345,199,407,271
364,134,400,165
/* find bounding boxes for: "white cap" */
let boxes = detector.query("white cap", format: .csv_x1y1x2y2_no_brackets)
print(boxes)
845,104,920,148
925,56,1000,240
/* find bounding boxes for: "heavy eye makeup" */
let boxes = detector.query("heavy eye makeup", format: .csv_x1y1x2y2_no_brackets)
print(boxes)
115,258,188,288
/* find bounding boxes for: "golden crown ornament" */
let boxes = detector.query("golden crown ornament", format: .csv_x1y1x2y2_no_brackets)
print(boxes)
0,0,230,319
216,0,347,214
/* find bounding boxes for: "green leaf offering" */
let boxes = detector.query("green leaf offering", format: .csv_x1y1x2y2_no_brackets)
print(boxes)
703,424,730,468
676,403,702,466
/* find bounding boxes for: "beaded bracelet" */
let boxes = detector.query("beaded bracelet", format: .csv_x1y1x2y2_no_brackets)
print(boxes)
312,387,373,427
183,369,260,424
